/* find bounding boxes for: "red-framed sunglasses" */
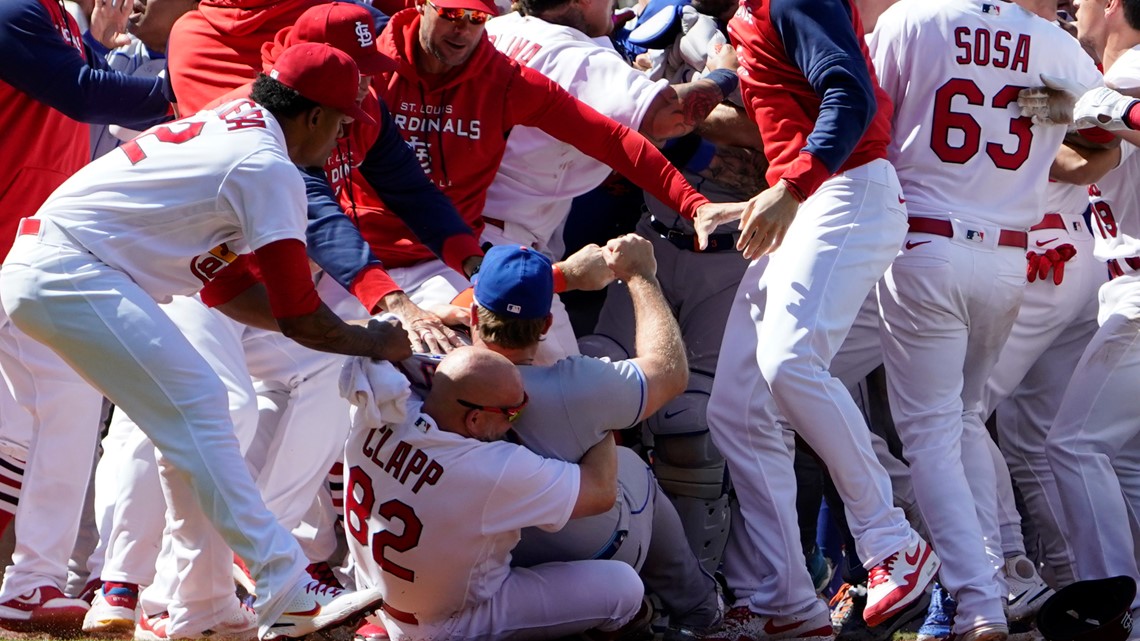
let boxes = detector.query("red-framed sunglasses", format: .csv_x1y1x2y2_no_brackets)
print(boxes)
457,392,529,422
425,0,491,24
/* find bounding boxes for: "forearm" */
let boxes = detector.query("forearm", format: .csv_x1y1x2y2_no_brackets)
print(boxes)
697,144,769,198
277,305,399,359
642,77,730,143
695,103,763,149
570,433,618,519
627,274,688,415
1049,141,1121,185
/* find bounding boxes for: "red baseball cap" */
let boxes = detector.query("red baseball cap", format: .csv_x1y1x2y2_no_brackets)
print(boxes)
277,2,397,75
268,43,376,126
426,0,498,16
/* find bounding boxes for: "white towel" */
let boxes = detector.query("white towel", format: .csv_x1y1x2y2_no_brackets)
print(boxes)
339,356,411,428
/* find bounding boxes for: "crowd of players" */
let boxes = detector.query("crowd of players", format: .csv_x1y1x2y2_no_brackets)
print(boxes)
1,0,1140,640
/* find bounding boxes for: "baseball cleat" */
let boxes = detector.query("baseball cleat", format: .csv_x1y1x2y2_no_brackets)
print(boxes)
917,582,954,641
863,537,940,627
806,545,834,595
135,602,256,641
830,581,929,641
0,584,89,635
1002,555,1053,623
83,581,139,637
701,601,833,641
261,579,384,640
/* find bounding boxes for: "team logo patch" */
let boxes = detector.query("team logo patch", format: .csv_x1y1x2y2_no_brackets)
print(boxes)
190,243,239,284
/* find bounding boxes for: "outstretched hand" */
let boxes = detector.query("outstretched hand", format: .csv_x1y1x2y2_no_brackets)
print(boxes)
693,201,745,250
90,0,133,49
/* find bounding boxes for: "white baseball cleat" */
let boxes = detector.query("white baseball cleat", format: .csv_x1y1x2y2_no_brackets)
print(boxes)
863,537,940,627
701,600,833,641
261,579,384,640
135,602,256,641
1002,555,1053,623
0,584,89,635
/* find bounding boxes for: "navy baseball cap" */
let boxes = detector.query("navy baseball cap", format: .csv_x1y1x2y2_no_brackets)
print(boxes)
473,246,553,320
1037,576,1136,641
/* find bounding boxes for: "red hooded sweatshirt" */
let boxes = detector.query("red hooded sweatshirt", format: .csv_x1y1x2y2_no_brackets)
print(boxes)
167,0,324,113
359,8,711,268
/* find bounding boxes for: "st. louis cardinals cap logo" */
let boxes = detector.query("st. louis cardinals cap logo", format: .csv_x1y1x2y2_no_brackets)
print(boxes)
355,21,374,48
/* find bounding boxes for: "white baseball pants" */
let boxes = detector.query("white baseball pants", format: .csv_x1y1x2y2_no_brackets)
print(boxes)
708,159,916,616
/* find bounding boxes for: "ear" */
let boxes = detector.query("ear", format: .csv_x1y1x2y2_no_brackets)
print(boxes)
540,313,553,336
307,105,324,129
469,303,479,329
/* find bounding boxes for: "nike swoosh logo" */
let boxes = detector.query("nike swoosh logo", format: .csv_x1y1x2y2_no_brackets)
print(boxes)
1036,238,1058,247
663,409,688,419
763,618,805,635
904,545,924,567
14,589,41,605
905,240,930,250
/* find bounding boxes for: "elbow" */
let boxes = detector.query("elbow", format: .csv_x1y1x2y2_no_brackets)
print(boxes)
586,484,619,517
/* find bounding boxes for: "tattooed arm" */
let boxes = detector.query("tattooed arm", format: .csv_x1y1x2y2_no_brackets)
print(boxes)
640,79,730,144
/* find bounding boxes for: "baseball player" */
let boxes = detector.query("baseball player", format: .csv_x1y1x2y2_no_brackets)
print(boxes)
691,0,939,636
459,242,722,639
1039,0,1140,620
867,0,1102,638
0,44,401,640
344,347,647,641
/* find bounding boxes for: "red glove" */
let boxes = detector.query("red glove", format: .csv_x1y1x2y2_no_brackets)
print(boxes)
1026,243,1078,285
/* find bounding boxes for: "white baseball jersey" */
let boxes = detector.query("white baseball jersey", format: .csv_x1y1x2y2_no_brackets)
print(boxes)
483,13,668,249
1089,47,1140,263
29,99,307,303
344,400,580,623
869,0,1101,229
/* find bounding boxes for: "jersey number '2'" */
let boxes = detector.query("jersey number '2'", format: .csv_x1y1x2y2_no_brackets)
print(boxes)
931,78,1032,170
121,122,207,165
346,466,423,582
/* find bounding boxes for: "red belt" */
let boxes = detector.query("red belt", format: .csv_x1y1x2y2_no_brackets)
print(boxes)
382,602,419,626
16,218,41,237
1109,256,1140,279
908,216,1027,249
1029,213,1066,232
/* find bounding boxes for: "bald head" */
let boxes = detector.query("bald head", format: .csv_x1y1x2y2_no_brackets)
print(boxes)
423,347,527,440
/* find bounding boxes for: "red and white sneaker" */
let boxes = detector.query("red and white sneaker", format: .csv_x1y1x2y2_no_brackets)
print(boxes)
135,603,256,641
83,581,139,636
262,578,384,640
701,602,833,641
0,584,90,635
864,537,941,627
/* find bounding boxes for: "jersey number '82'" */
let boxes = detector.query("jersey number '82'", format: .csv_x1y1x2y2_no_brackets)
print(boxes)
345,466,424,582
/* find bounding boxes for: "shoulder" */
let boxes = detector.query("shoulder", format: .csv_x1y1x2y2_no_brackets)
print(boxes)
528,356,644,388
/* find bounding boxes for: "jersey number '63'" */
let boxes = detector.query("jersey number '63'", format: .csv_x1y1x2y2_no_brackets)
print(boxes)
931,78,1033,170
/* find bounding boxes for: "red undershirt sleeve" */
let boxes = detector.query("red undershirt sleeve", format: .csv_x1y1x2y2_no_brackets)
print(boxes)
253,239,321,318
349,264,402,314
199,253,260,308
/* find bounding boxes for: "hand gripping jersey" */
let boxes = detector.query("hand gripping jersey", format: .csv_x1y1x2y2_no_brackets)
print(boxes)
483,13,669,250
1088,47,1140,265
344,398,579,622
26,99,307,302
869,0,1102,229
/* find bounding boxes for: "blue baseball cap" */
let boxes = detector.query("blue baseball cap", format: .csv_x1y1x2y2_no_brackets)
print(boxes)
473,246,553,320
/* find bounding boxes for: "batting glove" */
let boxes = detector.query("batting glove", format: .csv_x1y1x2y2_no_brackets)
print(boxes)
1026,243,1077,285
1042,74,1139,131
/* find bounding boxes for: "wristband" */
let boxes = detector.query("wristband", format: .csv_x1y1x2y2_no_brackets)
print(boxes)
552,264,567,294
704,69,739,97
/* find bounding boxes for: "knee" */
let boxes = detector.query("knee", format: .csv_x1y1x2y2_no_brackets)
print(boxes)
598,560,645,619
647,373,724,496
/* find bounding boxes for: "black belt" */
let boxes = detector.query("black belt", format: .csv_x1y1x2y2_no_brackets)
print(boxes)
649,217,737,253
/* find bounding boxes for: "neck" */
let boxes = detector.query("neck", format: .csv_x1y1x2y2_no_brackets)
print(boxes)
479,340,538,366
1104,30,1140,73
